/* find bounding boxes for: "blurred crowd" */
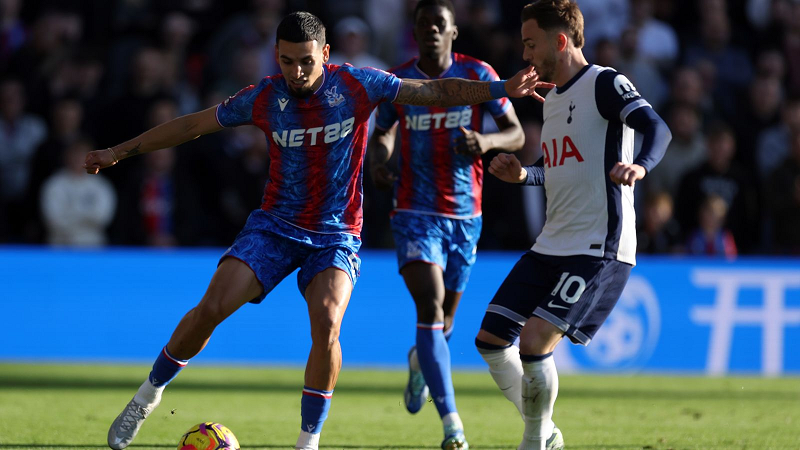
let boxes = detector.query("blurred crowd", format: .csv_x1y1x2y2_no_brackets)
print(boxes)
1,0,799,256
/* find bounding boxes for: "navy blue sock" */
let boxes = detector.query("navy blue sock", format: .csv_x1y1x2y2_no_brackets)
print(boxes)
300,386,333,434
416,323,457,418
148,346,188,387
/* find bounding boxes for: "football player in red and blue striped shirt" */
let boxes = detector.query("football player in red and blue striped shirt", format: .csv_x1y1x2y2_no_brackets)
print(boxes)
368,1,525,448
86,11,552,450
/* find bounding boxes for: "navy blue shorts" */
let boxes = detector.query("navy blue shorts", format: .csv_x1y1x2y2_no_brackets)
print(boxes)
480,251,632,345
390,211,481,293
221,210,361,304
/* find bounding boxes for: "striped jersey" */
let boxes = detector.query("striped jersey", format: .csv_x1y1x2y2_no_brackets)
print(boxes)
533,64,651,266
216,64,402,236
375,53,510,218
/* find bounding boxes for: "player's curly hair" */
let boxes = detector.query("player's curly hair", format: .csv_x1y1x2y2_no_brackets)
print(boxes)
414,0,456,21
521,0,584,49
276,11,326,46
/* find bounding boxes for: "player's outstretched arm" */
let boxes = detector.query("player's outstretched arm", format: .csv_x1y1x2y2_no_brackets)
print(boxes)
394,66,555,107
84,105,224,174
367,124,398,190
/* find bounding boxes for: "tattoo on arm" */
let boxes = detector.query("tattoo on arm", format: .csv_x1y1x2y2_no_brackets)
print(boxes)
396,79,492,106
126,143,142,158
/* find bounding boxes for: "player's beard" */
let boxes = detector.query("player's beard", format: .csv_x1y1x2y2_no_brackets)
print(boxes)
536,48,558,83
288,84,314,98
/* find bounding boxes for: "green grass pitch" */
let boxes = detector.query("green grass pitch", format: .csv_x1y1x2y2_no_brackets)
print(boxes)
0,363,798,449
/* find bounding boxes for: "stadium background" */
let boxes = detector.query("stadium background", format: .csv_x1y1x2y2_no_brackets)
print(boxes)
0,0,798,375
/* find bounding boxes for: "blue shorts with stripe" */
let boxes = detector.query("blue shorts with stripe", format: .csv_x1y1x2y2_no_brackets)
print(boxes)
480,250,631,345
390,211,481,293
220,210,361,303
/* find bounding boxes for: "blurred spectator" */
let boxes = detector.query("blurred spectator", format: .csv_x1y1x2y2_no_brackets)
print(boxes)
608,29,668,110
39,136,116,246
574,0,629,61
637,191,683,254
684,11,753,116
0,0,26,71
24,97,85,242
757,95,800,179
453,1,514,71
629,0,679,70
159,11,202,116
645,103,705,197
732,73,783,167
686,194,738,257
675,122,759,252
112,99,185,247
212,47,269,98
98,47,171,189
765,128,800,254
662,66,714,127
218,125,270,235
329,16,388,69
755,47,787,80
781,0,800,95
206,2,282,85
0,78,47,242
8,8,82,103
365,0,414,66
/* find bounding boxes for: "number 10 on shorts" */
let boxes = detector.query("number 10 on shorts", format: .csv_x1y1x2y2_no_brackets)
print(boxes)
550,272,587,304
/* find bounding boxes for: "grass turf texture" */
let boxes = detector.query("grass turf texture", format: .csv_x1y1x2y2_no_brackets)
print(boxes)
0,364,798,449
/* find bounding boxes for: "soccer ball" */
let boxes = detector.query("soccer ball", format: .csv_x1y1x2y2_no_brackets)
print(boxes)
178,422,240,450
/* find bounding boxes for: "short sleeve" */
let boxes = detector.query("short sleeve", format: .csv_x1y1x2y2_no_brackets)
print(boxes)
375,100,399,130
595,70,651,124
478,63,512,118
216,83,263,128
347,66,403,105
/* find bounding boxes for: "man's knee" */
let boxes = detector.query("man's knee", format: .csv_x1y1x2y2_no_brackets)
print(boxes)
194,297,228,326
519,318,563,355
416,298,444,323
309,307,342,345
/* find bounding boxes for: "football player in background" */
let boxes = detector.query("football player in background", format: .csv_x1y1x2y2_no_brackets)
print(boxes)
368,1,526,448
473,1,671,449
86,11,553,450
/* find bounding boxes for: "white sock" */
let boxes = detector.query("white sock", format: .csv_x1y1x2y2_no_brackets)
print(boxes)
295,430,320,450
409,346,421,371
133,379,164,409
477,345,524,416
518,355,557,450
442,411,464,435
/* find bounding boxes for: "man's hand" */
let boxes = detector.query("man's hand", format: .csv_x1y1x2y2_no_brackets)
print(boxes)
489,153,526,184
84,149,119,174
609,162,646,186
505,66,556,103
370,161,396,191
454,126,490,155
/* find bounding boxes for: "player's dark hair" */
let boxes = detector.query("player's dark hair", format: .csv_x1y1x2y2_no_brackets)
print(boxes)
521,0,585,49
276,11,326,46
414,0,456,21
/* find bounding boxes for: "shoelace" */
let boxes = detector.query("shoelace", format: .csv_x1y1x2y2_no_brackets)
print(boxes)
118,402,147,432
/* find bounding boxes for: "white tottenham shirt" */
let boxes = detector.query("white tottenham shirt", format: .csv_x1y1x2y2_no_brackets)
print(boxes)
532,64,651,266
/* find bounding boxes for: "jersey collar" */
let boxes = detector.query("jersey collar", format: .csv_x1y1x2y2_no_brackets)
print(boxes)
413,53,455,79
555,64,592,95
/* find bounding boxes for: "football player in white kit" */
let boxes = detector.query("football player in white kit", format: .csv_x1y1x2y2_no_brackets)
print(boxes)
473,1,672,450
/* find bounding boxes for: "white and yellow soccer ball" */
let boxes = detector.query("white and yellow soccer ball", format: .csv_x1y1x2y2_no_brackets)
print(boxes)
178,422,240,450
